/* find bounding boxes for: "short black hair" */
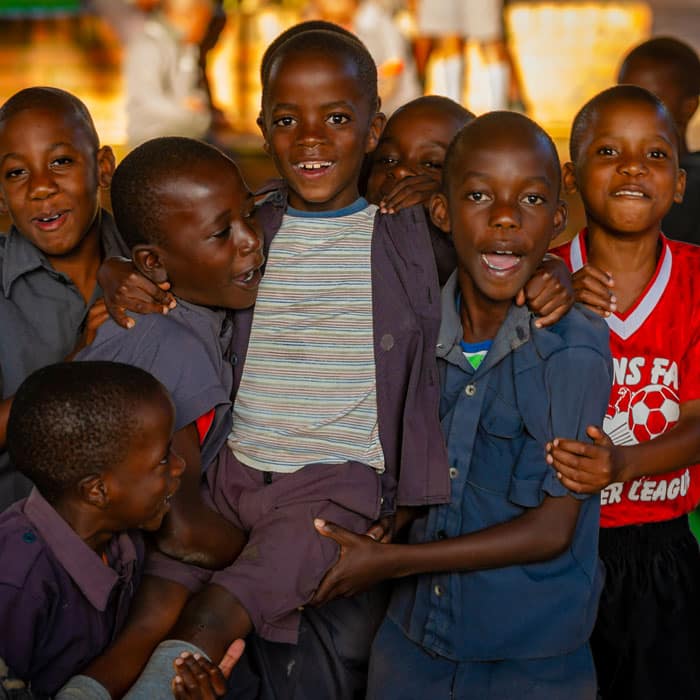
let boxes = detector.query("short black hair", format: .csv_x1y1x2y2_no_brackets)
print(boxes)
619,36,700,98
7,362,166,504
261,26,379,115
0,86,99,152
569,84,678,162
443,111,561,193
391,95,475,127
110,136,234,249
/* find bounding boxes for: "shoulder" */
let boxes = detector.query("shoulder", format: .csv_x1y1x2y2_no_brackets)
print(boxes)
541,305,610,357
0,505,52,591
666,237,700,270
374,205,431,248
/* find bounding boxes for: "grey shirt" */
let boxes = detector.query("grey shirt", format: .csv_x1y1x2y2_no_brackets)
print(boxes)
0,211,128,511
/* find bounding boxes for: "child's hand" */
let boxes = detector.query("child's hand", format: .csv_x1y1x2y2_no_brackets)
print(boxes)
171,642,245,700
378,174,440,214
572,265,616,318
517,254,574,327
311,519,387,605
364,507,422,543
65,299,110,360
546,426,622,493
97,257,176,329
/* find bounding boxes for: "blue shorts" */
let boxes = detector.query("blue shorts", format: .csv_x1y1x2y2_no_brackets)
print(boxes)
367,616,596,700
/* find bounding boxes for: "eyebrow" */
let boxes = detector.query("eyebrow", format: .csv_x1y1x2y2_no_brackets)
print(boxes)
0,141,77,165
271,100,356,112
461,170,552,185
591,132,675,145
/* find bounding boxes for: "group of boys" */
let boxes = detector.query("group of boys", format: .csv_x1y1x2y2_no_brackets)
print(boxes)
0,19,699,700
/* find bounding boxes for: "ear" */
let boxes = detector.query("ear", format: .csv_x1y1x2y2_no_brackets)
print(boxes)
365,111,387,155
257,112,271,154
552,199,568,239
0,190,7,217
79,473,108,508
96,145,116,189
133,244,169,285
429,192,451,234
679,95,699,127
562,161,578,195
674,167,687,204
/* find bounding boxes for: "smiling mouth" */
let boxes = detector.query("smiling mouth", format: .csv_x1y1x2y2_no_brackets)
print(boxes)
481,251,522,272
613,189,648,198
295,161,333,172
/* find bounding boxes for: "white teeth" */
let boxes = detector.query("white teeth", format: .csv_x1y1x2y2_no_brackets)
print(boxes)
494,251,513,255
38,213,61,222
243,269,255,283
298,162,331,170
615,190,644,197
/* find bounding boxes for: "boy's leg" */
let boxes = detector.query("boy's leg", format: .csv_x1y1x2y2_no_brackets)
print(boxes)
592,517,700,700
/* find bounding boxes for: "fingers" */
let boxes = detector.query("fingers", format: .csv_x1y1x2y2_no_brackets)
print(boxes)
219,639,245,679
379,175,439,214
523,271,574,328
545,438,613,493
314,518,356,545
572,266,616,317
172,652,226,700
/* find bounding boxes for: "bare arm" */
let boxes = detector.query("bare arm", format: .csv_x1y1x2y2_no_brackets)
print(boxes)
312,494,581,603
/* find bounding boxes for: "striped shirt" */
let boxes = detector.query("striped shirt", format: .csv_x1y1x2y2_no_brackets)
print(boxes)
229,199,385,473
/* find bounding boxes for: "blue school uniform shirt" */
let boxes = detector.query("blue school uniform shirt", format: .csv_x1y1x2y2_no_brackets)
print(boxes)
387,272,612,661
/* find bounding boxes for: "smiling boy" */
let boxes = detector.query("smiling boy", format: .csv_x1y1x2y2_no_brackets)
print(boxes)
0,87,128,511
0,361,184,695
313,112,612,699
548,85,700,700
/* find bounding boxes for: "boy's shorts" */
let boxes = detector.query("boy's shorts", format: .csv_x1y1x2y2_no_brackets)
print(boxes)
367,616,596,700
147,448,382,644
416,0,503,41
592,515,700,700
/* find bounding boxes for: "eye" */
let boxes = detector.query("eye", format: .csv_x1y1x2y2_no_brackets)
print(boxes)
466,191,489,202
4,167,26,180
421,160,443,170
327,113,350,125
50,156,73,167
521,193,546,205
648,149,668,159
596,146,617,157
377,156,398,166
213,225,232,239
273,116,295,127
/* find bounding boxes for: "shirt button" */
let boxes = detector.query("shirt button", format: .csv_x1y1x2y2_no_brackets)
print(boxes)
436,530,447,540
380,334,395,351
230,353,238,366
449,467,458,479
465,384,476,397
433,584,444,597
22,530,36,543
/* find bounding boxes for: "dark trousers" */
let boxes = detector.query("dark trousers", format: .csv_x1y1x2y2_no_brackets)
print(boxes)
592,516,700,700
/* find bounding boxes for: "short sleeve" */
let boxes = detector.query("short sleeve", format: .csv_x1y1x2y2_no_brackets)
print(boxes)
0,584,46,682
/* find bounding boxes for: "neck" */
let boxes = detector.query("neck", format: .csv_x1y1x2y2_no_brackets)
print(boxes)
53,499,115,554
48,214,103,304
457,271,510,343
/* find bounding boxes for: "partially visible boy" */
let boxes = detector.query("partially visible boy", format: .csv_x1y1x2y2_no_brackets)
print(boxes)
0,87,127,511
618,36,700,244
548,85,700,699
0,361,184,695
313,111,612,699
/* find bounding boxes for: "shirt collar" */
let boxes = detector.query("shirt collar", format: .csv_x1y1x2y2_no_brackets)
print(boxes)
437,270,532,369
23,488,138,611
2,210,128,298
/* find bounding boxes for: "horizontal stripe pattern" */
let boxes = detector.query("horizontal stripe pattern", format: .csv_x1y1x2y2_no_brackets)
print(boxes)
229,204,385,473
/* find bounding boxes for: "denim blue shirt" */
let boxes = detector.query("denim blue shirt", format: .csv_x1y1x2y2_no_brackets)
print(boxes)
388,272,612,661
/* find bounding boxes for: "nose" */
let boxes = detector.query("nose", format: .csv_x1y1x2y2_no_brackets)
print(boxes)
618,155,648,176
388,162,418,181
296,118,325,146
29,168,59,200
489,199,520,229
234,219,263,256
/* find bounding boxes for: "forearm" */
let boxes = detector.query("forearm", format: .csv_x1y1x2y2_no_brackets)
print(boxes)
381,496,580,579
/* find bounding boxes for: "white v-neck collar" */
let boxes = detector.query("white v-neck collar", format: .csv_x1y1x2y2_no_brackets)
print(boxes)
569,230,672,341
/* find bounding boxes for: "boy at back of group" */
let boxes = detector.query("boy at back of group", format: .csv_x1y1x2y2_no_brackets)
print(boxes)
93,23,576,700
310,111,612,699
0,361,185,695
548,85,700,699
0,87,128,511
618,36,700,245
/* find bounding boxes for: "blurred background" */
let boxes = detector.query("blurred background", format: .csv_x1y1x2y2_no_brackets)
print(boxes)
0,0,698,239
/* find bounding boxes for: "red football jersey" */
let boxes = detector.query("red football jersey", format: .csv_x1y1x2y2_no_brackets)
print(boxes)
552,230,700,527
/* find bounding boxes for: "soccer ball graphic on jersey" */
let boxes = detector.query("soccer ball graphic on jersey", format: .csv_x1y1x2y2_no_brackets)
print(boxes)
604,384,680,445
628,385,680,442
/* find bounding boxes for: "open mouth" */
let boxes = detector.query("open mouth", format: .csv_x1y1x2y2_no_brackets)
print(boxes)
612,188,648,199
233,258,265,287
481,251,522,272
295,161,333,175
33,210,68,229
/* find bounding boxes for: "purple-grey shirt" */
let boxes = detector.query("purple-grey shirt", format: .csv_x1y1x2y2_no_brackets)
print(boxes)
0,489,144,694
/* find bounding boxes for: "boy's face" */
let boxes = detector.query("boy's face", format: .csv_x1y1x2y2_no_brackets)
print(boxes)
142,159,264,310
103,390,184,532
366,104,464,205
564,99,685,239
260,49,384,212
432,132,565,304
0,106,113,258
